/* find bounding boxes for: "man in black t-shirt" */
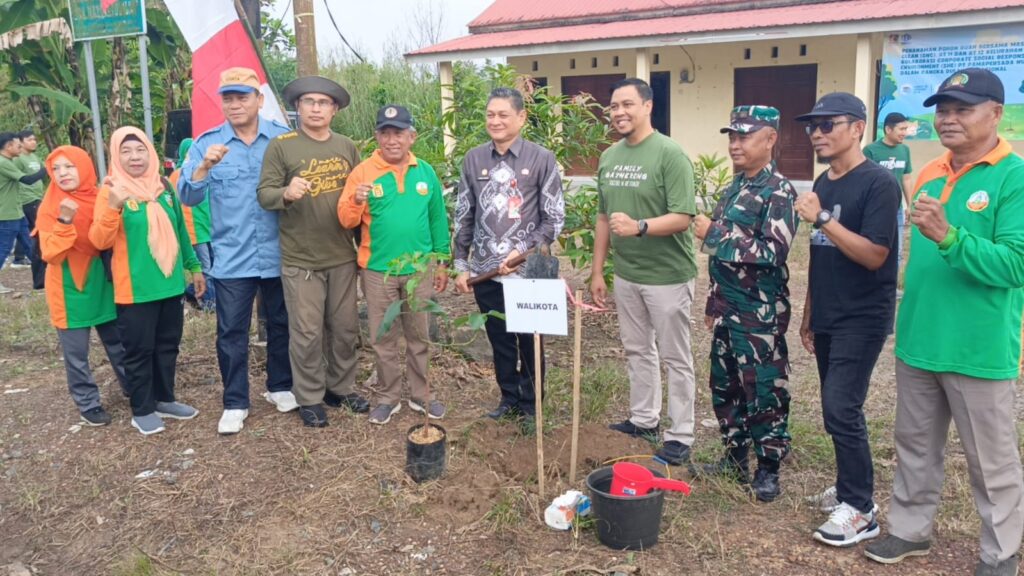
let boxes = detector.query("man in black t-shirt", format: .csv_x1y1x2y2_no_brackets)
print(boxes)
793,93,901,549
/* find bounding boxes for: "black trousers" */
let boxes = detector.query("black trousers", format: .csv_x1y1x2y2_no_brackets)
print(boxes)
813,332,887,514
473,279,545,415
117,295,184,416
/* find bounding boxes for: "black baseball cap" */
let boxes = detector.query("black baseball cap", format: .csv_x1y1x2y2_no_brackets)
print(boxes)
375,105,414,130
795,92,867,121
923,68,1005,107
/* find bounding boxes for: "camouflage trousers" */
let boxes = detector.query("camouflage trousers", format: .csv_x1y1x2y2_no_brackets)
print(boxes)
709,324,791,462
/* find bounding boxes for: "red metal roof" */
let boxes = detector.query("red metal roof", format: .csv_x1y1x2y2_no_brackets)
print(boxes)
469,0,752,30
411,0,1024,57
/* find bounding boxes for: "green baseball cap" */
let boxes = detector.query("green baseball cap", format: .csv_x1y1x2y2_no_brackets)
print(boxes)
721,105,780,134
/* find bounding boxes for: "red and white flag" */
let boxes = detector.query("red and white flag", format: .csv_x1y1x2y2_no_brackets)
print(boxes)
163,0,287,135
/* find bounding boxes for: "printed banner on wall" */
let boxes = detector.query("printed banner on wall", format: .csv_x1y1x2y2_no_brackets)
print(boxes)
879,25,1024,141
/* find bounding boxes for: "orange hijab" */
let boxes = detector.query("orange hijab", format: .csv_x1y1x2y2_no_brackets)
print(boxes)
38,146,100,291
106,126,179,277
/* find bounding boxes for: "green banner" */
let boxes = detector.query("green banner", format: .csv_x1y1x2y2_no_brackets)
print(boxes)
68,0,146,42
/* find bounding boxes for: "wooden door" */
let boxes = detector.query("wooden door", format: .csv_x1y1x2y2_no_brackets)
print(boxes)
734,64,817,180
560,73,625,175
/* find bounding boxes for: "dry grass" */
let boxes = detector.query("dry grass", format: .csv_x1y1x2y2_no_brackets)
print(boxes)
0,229,1018,575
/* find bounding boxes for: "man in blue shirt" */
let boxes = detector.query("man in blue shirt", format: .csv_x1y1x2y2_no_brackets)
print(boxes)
179,67,296,435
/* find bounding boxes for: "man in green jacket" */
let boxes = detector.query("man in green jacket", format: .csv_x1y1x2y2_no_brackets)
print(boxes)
865,68,1024,576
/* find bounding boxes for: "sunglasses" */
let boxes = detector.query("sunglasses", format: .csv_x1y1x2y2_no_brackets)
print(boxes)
804,120,853,135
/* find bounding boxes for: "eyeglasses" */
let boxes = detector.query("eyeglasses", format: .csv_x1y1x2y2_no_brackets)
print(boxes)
805,120,852,135
299,97,335,109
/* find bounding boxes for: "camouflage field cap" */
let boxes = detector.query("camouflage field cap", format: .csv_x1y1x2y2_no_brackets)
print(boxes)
721,105,780,134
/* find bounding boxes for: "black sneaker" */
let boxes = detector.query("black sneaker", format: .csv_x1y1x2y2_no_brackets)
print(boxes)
864,534,931,564
654,441,691,466
486,403,522,420
323,391,369,413
750,468,781,502
299,404,329,427
608,419,659,440
80,406,112,426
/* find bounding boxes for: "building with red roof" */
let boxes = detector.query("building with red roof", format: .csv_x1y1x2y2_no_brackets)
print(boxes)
409,0,1024,180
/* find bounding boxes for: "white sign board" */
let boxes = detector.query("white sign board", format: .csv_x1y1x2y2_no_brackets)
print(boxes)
502,279,568,336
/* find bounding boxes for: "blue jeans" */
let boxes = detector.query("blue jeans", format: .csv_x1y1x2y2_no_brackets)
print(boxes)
12,215,30,260
185,242,216,310
214,277,292,409
813,332,887,514
0,219,19,271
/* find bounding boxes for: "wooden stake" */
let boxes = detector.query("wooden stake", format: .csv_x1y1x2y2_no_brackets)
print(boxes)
569,290,583,484
534,332,545,500
293,0,319,76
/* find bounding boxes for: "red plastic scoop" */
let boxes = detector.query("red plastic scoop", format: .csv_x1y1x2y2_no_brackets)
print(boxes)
609,462,692,497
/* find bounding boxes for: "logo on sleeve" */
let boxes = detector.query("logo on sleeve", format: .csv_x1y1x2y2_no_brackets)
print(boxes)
966,190,989,212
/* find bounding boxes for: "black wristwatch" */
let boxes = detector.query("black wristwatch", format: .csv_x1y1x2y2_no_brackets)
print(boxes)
813,210,833,229
58,216,73,225
636,219,649,237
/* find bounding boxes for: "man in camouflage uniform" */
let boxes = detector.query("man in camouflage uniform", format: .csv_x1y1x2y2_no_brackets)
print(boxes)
690,106,799,502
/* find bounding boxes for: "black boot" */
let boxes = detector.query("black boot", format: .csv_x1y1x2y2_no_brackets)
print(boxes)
689,445,749,484
750,459,781,502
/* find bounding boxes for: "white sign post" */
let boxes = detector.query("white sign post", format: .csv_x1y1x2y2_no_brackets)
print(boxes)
503,278,568,500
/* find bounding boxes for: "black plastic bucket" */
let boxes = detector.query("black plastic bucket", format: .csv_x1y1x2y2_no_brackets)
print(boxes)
586,466,666,550
406,424,446,482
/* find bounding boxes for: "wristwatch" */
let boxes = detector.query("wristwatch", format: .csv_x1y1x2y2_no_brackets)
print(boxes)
813,210,833,229
58,216,73,225
636,219,649,237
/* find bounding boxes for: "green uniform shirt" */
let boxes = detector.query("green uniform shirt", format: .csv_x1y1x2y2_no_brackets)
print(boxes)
61,257,117,329
863,140,912,194
257,130,359,270
341,152,450,274
597,132,697,285
896,141,1024,380
0,155,25,221
94,183,201,305
14,153,44,204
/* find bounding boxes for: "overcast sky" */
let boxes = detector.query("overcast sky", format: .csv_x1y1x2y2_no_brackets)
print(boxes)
270,0,493,63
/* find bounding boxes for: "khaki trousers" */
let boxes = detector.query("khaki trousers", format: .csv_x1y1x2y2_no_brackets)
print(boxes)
281,263,359,407
888,359,1023,564
613,275,696,445
363,270,433,406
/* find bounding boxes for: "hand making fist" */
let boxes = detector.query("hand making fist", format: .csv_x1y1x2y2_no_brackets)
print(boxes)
353,183,372,205
794,192,823,223
609,212,640,237
58,198,79,221
693,214,712,240
201,144,229,169
910,195,950,244
284,177,311,202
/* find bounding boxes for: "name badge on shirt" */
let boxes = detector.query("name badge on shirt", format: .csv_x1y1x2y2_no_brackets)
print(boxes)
508,195,522,220
372,183,384,198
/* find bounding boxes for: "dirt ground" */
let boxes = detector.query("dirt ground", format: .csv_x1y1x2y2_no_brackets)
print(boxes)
0,231,1019,575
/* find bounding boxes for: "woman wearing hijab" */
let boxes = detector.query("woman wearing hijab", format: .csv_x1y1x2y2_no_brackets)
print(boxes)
169,138,215,312
37,146,129,426
89,126,205,436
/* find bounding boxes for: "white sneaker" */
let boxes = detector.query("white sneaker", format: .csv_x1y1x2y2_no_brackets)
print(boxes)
264,390,298,413
807,485,840,512
813,502,880,547
218,409,248,435
807,485,880,515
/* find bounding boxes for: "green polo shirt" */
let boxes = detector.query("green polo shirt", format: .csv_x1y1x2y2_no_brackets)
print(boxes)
0,155,25,221
14,152,44,204
896,139,1024,380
